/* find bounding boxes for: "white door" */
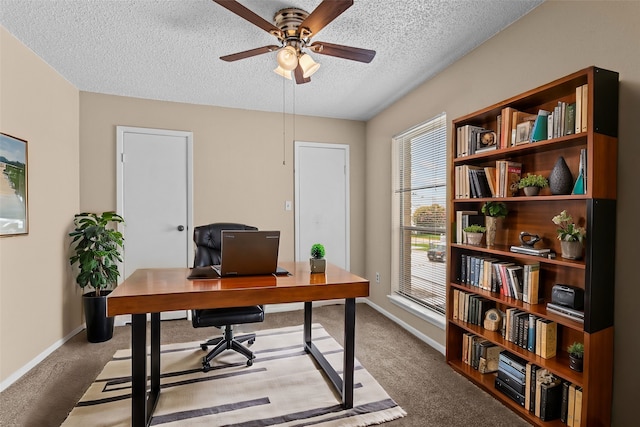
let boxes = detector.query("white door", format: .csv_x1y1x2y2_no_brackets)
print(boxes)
295,142,350,270
116,127,193,321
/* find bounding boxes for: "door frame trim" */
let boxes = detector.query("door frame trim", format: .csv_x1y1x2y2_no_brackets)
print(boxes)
294,141,350,270
116,126,195,270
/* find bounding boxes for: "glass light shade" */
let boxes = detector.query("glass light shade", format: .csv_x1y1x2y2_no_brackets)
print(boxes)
299,53,320,78
273,65,292,80
276,46,298,71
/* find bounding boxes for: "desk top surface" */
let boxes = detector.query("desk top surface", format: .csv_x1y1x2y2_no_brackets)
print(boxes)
107,261,369,316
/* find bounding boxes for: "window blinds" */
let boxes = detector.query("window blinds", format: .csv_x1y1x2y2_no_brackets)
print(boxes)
394,113,447,314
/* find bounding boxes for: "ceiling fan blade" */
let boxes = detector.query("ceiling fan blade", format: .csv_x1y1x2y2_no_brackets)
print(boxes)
309,41,376,63
212,0,283,38
220,45,280,62
294,64,311,84
299,0,353,36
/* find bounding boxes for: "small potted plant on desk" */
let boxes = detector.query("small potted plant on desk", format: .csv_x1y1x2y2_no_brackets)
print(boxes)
518,173,549,196
310,243,326,274
69,212,124,343
567,342,584,372
482,201,508,246
463,224,486,246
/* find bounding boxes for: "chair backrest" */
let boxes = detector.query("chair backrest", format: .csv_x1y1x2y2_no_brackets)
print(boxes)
193,223,258,267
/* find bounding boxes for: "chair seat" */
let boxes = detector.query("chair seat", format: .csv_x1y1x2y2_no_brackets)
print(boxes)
192,306,264,329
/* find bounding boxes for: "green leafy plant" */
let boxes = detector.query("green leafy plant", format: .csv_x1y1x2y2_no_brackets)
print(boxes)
481,201,508,218
69,212,125,295
463,224,486,233
518,173,549,189
552,210,586,243
567,342,584,358
310,243,326,259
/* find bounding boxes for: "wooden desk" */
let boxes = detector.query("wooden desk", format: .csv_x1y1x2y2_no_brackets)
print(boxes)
107,261,370,427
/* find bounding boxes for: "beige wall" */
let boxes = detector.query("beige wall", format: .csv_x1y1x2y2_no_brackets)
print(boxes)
365,1,639,424
79,93,367,270
0,28,80,382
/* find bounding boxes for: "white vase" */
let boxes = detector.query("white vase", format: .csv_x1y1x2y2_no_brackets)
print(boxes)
561,240,583,260
465,232,484,246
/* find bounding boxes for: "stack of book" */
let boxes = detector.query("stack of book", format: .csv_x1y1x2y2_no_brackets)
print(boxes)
461,333,502,374
495,352,527,406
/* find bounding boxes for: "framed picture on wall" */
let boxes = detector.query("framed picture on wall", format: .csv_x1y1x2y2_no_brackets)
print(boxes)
0,133,29,236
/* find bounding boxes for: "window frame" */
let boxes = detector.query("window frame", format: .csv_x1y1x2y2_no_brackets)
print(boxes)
391,113,448,326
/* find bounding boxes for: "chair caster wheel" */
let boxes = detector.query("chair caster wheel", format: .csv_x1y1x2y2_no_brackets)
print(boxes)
200,344,208,351
248,339,255,345
202,361,211,372
246,359,253,367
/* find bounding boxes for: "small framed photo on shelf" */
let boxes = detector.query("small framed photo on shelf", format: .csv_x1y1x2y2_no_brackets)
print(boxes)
475,130,497,153
515,121,534,145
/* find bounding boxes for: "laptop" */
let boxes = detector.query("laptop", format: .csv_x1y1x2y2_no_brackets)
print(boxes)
213,230,282,277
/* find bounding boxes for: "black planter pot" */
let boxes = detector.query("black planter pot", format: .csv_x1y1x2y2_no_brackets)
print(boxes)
83,290,115,343
569,354,584,372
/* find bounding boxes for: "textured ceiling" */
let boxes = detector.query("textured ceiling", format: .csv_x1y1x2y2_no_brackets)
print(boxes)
0,0,542,121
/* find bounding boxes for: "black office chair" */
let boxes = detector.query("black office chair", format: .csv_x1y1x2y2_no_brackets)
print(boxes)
191,223,265,371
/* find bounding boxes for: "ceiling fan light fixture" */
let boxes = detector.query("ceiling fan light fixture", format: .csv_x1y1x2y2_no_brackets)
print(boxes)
273,65,292,80
299,53,320,78
276,45,298,71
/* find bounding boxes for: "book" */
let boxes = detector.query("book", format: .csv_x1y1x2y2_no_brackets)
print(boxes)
538,319,557,359
560,381,570,423
505,161,522,197
527,314,538,352
575,85,582,134
540,376,563,421
581,84,588,132
483,166,497,197
564,102,576,136
506,265,524,300
456,210,478,244
574,387,583,426
534,368,552,417
567,383,577,426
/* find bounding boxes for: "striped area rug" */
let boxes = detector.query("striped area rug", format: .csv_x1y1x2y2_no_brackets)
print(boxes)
62,324,406,426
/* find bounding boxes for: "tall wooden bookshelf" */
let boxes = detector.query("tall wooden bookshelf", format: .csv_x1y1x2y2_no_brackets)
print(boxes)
446,67,618,426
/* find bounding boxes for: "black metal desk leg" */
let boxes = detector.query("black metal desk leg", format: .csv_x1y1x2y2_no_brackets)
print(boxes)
131,314,147,427
343,298,356,409
148,313,161,419
304,301,312,350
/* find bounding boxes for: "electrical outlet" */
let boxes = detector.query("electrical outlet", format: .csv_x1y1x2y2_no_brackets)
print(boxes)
375,272,380,283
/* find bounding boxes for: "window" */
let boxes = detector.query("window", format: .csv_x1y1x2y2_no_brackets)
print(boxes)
392,113,447,316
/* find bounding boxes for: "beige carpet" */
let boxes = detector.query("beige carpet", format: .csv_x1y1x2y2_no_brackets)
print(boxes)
61,324,406,426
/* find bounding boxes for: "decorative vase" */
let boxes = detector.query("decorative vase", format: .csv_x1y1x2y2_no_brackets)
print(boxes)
83,290,114,343
549,156,573,195
569,354,584,372
485,216,499,246
465,232,484,246
523,186,540,196
309,257,326,273
561,240,583,260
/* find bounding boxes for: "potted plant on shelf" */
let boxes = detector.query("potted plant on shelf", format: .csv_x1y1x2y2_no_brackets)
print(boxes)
69,212,124,343
310,243,326,274
481,201,507,247
552,210,586,260
567,342,584,372
518,173,549,196
463,224,486,246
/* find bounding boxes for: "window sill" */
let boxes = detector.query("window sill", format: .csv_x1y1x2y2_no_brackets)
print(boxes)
388,294,446,330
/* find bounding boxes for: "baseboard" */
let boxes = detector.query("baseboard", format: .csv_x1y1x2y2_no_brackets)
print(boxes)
362,299,446,355
0,324,85,392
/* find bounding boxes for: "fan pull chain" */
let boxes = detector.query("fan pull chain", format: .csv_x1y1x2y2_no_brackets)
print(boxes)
282,74,286,166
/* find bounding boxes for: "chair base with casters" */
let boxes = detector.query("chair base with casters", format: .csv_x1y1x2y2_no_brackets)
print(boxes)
192,305,265,371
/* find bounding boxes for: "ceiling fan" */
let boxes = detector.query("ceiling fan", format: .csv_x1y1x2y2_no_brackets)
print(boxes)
212,0,376,84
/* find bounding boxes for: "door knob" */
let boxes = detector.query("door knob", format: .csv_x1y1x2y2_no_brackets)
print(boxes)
177,225,185,232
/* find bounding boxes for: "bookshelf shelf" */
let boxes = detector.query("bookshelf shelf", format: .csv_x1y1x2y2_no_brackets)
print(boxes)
446,66,617,426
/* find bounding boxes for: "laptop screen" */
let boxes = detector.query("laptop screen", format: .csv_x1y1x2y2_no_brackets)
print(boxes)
218,230,280,276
